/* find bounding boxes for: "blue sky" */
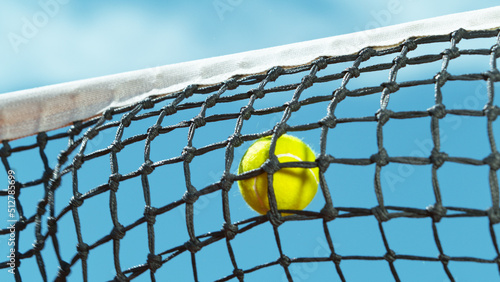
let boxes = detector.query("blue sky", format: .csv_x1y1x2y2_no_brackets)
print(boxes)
1,1,500,281
1,0,498,94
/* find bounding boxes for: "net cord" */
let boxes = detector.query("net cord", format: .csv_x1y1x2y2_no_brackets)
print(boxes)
0,6,499,141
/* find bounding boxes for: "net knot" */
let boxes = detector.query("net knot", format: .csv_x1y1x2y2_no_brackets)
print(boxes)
206,94,218,108
162,104,177,115
381,81,399,93
7,184,18,198
434,71,450,87
484,152,500,171
330,253,342,264
141,97,154,109
393,56,407,68
320,114,337,129
225,78,239,90
184,238,201,253
430,149,448,168
371,206,390,222
56,261,71,279
36,132,48,149
484,105,500,121
47,216,58,235
11,253,21,268
321,205,338,222
278,255,291,268
384,250,397,263
484,69,500,81
183,190,199,204
147,124,161,140
0,141,11,157
285,100,301,112
33,237,45,252
371,148,389,167
344,67,360,78
69,192,84,208
428,104,447,119
147,253,162,272
121,112,134,127
76,242,90,261
438,254,450,265
267,210,284,227
488,207,500,225
192,115,206,128
359,48,376,61
182,146,197,163
42,168,53,182
233,268,245,280
404,38,417,51
427,204,447,222
313,57,328,70
68,121,83,136
220,175,235,192
333,87,349,102
376,109,393,125
111,224,126,240
268,66,284,81
317,154,333,173
273,123,288,137
110,141,124,153
249,88,265,99
140,160,155,175
85,128,98,140
222,222,238,240
229,134,243,148
73,153,84,170
262,155,281,175
443,46,460,59
240,105,254,120
15,216,27,231
103,108,114,120
451,28,466,43
301,74,316,89
184,84,197,98
48,174,61,191
108,173,122,193
144,206,158,224
37,199,47,216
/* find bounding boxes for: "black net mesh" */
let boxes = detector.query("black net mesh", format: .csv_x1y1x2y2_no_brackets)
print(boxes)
1,28,500,281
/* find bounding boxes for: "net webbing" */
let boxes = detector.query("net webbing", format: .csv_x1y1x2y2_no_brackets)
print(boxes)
1,28,500,281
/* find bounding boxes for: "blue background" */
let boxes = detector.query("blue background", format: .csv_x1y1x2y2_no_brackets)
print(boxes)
1,1,499,281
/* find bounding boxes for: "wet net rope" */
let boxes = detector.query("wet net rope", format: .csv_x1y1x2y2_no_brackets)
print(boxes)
1,27,500,281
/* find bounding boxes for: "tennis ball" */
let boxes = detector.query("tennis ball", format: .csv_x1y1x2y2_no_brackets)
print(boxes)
238,134,319,215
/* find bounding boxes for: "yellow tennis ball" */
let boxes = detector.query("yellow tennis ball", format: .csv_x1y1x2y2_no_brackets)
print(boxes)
238,134,319,215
